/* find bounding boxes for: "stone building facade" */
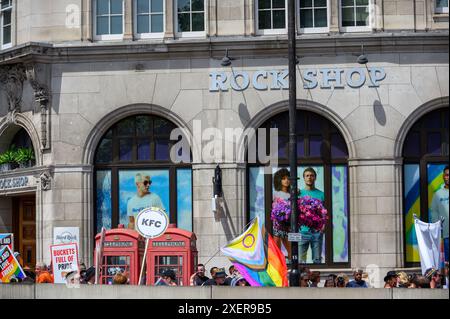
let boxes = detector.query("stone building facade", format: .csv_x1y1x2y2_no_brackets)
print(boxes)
0,0,448,287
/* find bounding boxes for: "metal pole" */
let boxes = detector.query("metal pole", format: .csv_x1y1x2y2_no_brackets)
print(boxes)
138,238,150,285
288,0,299,287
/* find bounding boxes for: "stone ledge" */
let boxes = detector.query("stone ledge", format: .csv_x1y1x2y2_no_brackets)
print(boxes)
0,284,447,299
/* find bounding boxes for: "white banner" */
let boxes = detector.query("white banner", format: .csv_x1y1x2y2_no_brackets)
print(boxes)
414,219,442,275
50,243,79,284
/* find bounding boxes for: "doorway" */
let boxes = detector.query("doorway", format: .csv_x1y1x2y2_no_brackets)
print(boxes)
13,196,36,269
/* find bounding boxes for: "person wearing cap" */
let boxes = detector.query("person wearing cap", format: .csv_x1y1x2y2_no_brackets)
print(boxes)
346,269,368,288
202,268,228,286
425,268,442,289
383,271,398,288
127,173,165,229
81,266,96,284
64,271,81,286
231,276,249,287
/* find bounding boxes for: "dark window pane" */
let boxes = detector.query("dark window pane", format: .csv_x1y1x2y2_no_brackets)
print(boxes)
3,26,11,44
151,0,164,12
137,15,150,33
136,116,151,136
273,0,285,9
331,133,348,158
309,135,323,157
259,0,271,9
297,136,305,157
151,14,164,32
315,0,327,6
427,133,442,155
178,0,190,12
178,13,191,31
308,114,323,131
278,135,288,159
300,9,313,28
137,139,150,160
296,115,306,132
342,7,354,26
154,118,174,135
314,8,327,27
137,0,149,13
97,16,109,34
192,13,205,31
119,139,133,161
444,110,449,129
273,10,286,28
259,10,272,29
342,0,354,6
300,0,313,8
1,0,11,9
423,111,441,129
111,0,123,14
95,138,113,163
117,118,135,136
3,9,11,24
355,6,369,26
155,140,170,160
356,0,368,5
192,0,204,11
270,114,288,129
110,15,123,34
97,0,109,15
403,132,420,157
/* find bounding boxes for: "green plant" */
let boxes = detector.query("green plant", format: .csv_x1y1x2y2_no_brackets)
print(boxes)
0,149,17,164
14,147,35,164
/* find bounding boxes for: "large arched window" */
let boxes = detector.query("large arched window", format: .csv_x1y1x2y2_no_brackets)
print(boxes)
94,115,192,234
248,110,350,267
403,107,449,265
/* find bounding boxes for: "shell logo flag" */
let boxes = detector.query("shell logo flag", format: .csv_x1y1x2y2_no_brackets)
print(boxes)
221,217,288,287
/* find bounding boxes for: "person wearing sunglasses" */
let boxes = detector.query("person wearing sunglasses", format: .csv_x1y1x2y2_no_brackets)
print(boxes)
127,173,165,230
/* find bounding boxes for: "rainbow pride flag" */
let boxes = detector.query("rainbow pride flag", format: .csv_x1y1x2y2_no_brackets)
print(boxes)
221,217,288,287
0,246,26,283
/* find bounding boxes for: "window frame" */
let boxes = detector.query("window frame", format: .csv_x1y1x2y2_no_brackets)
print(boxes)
246,110,351,269
402,108,449,267
435,0,449,14
174,0,206,38
134,0,165,39
93,0,125,41
0,0,12,50
94,115,194,234
339,0,373,33
255,0,288,35
298,0,330,34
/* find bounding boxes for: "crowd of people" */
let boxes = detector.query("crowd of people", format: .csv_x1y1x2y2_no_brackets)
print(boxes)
296,264,449,289
188,264,250,287
8,261,130,285
6,258,449,289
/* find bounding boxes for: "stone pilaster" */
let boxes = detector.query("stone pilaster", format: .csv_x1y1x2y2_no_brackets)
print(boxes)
349,158,404,288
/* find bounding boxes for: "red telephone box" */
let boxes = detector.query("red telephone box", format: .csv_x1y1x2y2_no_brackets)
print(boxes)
94,225,145,285
146,224,198,286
